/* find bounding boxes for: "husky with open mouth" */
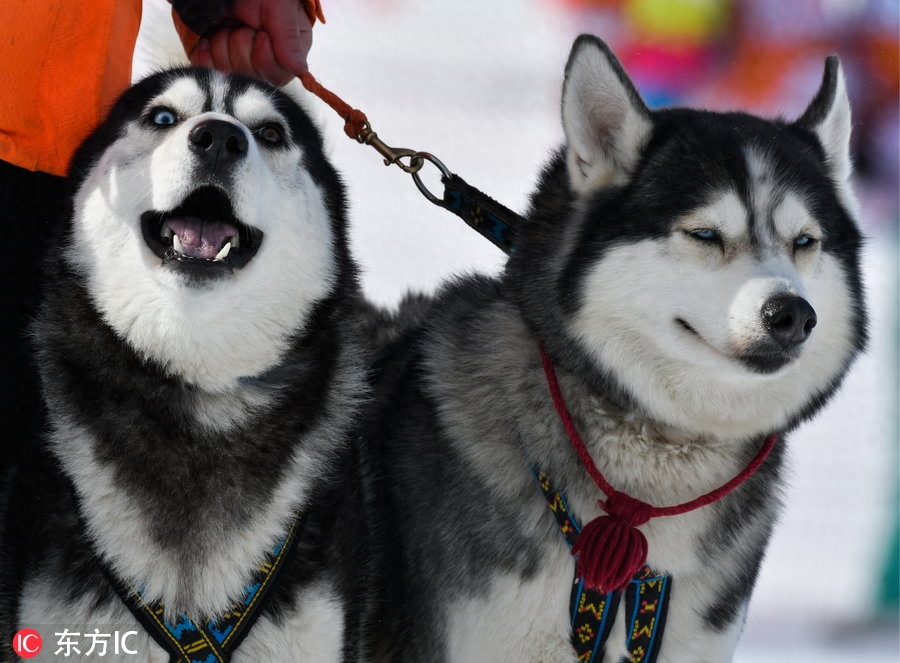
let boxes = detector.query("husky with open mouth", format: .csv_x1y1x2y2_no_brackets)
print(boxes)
366,36,868,662
2,68,372,662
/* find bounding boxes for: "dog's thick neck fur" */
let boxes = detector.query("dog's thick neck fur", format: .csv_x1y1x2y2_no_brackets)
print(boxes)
33,268,366,619
421,280,783,507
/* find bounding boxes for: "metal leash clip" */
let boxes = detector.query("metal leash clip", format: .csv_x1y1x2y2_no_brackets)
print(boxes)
410,152,451,205
357,122,425,174
356,123,451,206
356,121,520,254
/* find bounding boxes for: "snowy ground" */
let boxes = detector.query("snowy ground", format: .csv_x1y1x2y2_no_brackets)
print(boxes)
137,1,899,660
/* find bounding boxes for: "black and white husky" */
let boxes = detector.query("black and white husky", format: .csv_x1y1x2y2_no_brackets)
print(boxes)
1,69,372,662
367,36,867,662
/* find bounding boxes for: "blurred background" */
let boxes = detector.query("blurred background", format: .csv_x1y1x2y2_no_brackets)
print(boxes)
137,0,899,659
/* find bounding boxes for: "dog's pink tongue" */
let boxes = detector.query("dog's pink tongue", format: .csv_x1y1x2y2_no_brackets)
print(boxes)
166,217,237,259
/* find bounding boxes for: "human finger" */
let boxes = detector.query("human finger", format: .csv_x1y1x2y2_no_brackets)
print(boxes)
250,32,294,86
227,27,258,77
230,0,312,76
189,38,214,69
207,29,235,73
264,1,313,76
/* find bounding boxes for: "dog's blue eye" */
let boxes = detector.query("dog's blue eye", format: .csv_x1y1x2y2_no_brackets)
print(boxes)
151,109,177,126
794,235,816,249
688,228,720,243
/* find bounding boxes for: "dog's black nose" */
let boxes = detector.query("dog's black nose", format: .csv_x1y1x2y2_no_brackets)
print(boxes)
188,120,248,169
762,295,817,348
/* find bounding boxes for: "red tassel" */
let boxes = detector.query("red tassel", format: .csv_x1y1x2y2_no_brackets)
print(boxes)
572,515,648,592
572,492,653,592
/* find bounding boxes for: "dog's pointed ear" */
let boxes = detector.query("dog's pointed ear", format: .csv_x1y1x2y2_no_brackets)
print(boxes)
561,35,652,193
795,56,853,181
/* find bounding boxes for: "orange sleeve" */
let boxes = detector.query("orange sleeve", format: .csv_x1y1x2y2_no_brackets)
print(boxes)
0,0,143,176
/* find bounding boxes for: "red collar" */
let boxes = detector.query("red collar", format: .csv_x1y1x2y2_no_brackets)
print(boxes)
539,346,778,592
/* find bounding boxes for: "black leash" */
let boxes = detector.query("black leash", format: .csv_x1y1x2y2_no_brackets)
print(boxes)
408,152,523,254
353,126,524,255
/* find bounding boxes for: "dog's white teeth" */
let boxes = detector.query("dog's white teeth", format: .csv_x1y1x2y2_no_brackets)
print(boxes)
161,226,174,240
214,242,232,261
230,234,240,249
172,234,184,254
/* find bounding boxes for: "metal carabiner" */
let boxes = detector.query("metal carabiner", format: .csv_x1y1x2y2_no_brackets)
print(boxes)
354,122,452,206
357,123,424,174
410,152,452,206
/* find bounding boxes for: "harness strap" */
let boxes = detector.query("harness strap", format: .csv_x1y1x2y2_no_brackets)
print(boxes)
624,568,671,663
530,468,671,663
570,575,620,663
102,516,303,663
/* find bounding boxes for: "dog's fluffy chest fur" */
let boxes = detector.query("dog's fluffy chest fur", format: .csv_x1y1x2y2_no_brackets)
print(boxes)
33,281,359,616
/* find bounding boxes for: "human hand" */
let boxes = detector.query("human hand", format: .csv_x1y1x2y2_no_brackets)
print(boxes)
190,0,316,86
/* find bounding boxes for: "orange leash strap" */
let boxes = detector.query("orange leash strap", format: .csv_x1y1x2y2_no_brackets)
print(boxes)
297,4,432,168
300,69,449,182
298,72,369,141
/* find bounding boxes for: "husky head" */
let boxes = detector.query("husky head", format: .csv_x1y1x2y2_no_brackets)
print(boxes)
510,36,867,440
63,68,354,391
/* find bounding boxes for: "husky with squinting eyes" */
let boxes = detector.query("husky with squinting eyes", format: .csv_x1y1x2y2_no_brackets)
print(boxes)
1,68,375,662
366,36,867,662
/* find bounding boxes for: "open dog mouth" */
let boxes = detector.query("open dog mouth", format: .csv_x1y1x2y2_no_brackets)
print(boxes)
675,318,793,374
141,186,263,275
